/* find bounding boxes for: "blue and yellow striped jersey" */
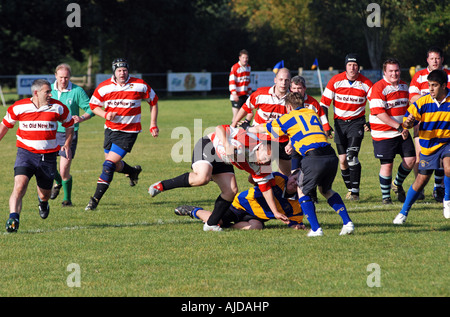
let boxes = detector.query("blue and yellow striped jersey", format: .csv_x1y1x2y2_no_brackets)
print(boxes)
265,108,330,156
232,172,303,226
404,91,450,155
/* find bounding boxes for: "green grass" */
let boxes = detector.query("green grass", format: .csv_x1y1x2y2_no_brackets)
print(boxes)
0,96,448,297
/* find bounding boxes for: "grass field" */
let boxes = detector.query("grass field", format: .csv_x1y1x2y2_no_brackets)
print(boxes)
0,95,448,299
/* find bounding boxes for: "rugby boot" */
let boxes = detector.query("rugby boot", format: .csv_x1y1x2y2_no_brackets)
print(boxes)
50,184,62,200
174,205,202,218
5,218,19,233
127,165,142,187
38,200,50,219
85,197,99,211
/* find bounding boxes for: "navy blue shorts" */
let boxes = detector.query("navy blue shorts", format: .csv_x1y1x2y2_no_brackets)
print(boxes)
56,131,78,159
372,134,415,161
298,145,338,196
418,143,450,171
14,147,57,190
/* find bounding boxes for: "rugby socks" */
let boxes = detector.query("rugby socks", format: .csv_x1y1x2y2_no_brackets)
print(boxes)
94,161,116,201
379,174,392,200
434,169,444,189
393,163,412,187
54,170,62,186
191,208,202,220
299,195,320,231
62,177,72,202
206,195,232,226
161,173,191,190
341,169,351,191
118,161,133,174
9,212,20,221
349,163,361,194
400,185,421,216
444,175,450,201
327,192,351,225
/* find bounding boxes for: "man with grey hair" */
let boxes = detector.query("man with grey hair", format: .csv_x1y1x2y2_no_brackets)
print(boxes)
49,63,94,207
1,79,74,232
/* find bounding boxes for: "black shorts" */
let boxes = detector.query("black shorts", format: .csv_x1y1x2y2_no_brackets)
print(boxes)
14,147,57,190
334,116,365,154
56,131,78,159
231,95,248,109
191,137,234,175
104,129,138,153
221,205,265,228
299,145,338,196
373,134,415,161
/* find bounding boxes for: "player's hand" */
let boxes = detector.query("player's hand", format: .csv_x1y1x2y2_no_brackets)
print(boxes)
325,127,334,138
106,112,117,121
401,128,409,140
238,119,251,131
285,143,293,155
403,114,415,129
150,126,159,137
364,122,371,132
274,211,289,224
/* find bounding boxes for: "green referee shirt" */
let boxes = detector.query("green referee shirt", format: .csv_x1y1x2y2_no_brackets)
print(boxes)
51,81,94,132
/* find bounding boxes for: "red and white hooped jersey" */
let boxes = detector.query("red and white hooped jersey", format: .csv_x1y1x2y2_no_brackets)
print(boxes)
229,61,251,99
368,77,409,141
209,125,274,191
89,76,158,133
2,98,74,154
242,86,288,142
320,72,373,121
304,94,331,131
409,67,450,101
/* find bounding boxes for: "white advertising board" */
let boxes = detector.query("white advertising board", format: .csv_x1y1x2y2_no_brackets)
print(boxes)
167,72,211,92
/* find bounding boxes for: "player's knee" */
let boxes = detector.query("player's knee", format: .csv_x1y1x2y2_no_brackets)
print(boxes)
346,147,360,167
101,160,116,183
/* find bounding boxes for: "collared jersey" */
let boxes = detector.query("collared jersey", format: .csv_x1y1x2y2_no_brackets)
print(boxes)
229,61,251,99
409,68,450,101
242,85,288,142
51,81,93,132
209,125,274,191
2,98,74,154
265,108,330,156
368,77,410,141
404,91,450,155
320,71,373,120
89,76,158,133
232,172,303,227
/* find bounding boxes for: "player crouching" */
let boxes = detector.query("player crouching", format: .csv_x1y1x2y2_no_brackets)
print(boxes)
174,170,306,230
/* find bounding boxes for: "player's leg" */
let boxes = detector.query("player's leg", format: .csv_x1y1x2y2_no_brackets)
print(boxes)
59,156,73,206
378,159,394,204
205,172,238,231
441,156,450,219
346,136,363,200
394,171,431,224
85,150,121,211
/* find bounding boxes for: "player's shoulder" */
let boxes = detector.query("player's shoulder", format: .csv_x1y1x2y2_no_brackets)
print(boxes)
253,86,271,95
49,98,66,107
356,73,373,85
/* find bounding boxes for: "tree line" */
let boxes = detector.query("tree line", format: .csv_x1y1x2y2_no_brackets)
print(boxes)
0,0,448,77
